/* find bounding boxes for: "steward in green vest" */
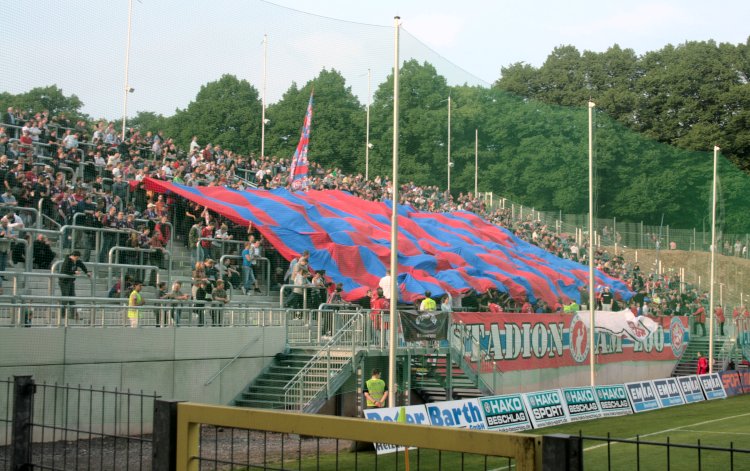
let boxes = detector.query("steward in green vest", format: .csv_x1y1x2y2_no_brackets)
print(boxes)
128,280,145,328
364,368,388,408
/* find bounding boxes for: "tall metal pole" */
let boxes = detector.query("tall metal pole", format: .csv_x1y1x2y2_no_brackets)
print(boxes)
474,128,478,196
447,96,452,194
261,34,268,159
121,0,134,142
709,145,719,372
388,16,401,408
365,68,371,180
588,101,596,386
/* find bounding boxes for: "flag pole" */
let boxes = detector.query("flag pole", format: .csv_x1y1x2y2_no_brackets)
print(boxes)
261,34,268,159
709,145,719,372
366,68,371,181
388,16,401,408
474,128,478,196
121,0,134,142
588,101,596,387
447,96,452,194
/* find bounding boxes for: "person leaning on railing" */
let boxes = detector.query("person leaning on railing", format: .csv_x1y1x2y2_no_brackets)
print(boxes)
166,280,190,326
210,279,229,326
59,250,90,320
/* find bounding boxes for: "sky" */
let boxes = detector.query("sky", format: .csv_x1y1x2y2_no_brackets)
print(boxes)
1,0,748,120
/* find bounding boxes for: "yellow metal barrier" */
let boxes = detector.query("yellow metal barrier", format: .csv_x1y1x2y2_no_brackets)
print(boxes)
175,402,543,470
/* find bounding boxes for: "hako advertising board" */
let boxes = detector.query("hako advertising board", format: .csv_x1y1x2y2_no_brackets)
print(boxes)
478,394,533,432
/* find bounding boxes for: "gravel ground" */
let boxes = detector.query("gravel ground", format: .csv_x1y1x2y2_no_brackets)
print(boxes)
0,425,354,470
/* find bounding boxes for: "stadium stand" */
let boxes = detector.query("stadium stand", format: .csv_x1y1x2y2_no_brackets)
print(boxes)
0,111,746,330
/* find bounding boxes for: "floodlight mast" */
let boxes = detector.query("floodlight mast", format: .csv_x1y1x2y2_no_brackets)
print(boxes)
588,101,596,387
709,145,719,373
388,16,401,408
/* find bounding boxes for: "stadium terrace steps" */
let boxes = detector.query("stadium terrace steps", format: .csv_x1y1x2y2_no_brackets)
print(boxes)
412,353,484,403
1,240,280,310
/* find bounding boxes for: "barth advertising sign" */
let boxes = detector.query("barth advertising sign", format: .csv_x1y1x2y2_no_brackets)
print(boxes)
364,405,427,455
425,399,487,430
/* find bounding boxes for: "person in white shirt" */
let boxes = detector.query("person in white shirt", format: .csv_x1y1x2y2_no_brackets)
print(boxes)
189,136,200,154
378,269,392,300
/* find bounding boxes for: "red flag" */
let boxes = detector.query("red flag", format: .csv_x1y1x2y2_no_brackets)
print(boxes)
289,92,313,191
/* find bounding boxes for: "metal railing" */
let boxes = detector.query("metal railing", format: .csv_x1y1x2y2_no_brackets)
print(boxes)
0,205,39,229
283,310,364,411
279,283,327,310
107,245,169,287
451,320,498,394
37,198,61,230
218,253,271,295
0,300,290,328
204,332,264,386
577,431,750,470
3,375,160,470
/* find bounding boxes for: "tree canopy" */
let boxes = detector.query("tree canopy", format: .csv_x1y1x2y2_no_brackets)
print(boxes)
5,38,750,232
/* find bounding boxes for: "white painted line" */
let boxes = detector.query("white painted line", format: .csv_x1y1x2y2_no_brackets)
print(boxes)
584,411,750,452
677,429,750,436
489,408,750,470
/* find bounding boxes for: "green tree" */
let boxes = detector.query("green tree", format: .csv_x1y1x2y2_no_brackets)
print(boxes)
265,68,364,174
0,85,84,119
128,111,168,135
368,60,452,186
165,74,262,154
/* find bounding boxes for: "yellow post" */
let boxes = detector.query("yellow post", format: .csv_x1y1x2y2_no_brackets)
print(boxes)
399,406,410,471
176,412,201,471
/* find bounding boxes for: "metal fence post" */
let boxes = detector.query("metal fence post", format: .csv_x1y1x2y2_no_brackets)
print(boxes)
153,399,183,471
542,434,582,471
11,375,35,471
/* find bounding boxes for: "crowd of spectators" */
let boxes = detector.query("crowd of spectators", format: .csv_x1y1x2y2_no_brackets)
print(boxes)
0,107,743,331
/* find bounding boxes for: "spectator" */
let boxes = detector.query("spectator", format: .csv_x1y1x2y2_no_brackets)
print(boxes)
241,241,260,295
127,280,145,328
211,279,229,326
59,250,90,320
194,279,209,327
440,294,452,312
32,234,56,269
166,280,190,325
155,281,169,327
419,291,436,311
221,257,241,290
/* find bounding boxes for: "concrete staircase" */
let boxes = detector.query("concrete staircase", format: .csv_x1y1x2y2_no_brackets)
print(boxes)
233,347,357,412
671,336,727,376
234,350,316,409
412,353,485,402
